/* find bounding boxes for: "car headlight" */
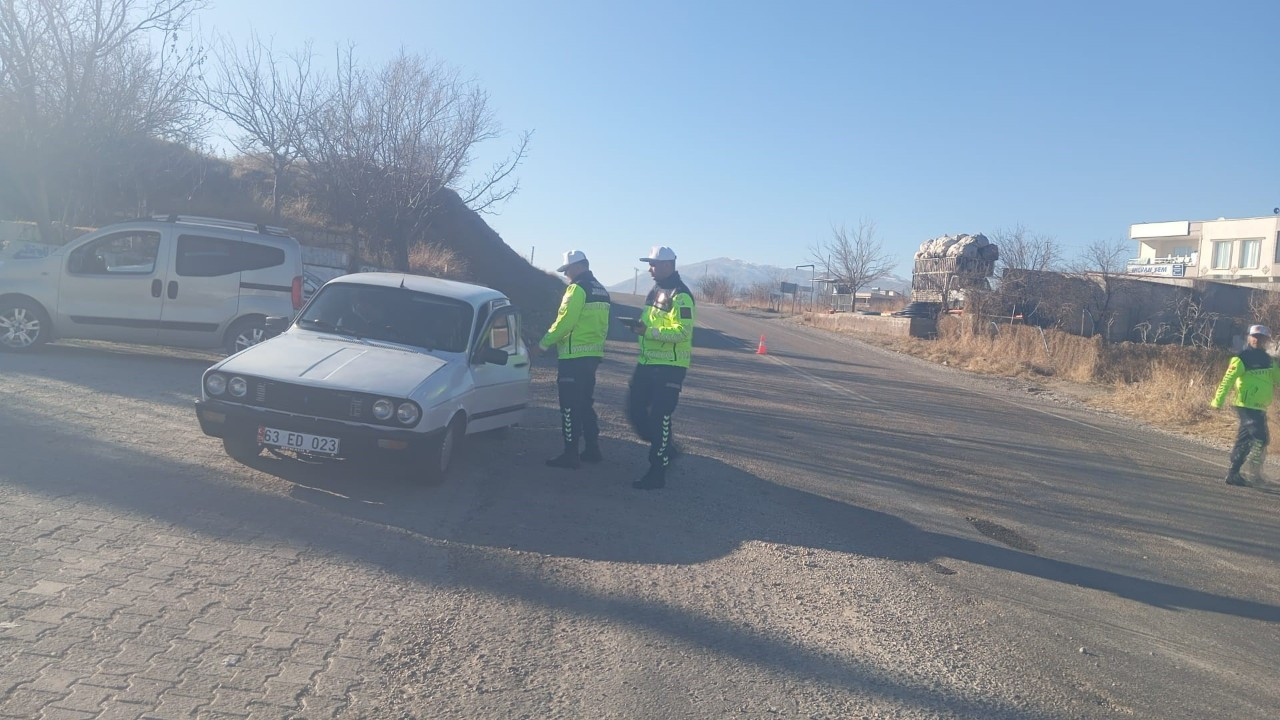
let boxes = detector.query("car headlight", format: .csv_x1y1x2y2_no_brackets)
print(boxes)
372,399,395,421
228,377,248,397
396,402,420,425
205,373,227,396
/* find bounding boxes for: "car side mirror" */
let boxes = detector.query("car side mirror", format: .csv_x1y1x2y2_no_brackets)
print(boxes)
478,347,509,365
264,316,290,334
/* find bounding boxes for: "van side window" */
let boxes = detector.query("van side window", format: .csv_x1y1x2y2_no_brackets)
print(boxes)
68,231,161,275
176,235,285,277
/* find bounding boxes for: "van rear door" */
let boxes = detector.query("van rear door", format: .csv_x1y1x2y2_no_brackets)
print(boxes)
158,233,280,348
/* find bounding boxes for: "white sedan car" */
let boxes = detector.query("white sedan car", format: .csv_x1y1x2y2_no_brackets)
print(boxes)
195,273,531,481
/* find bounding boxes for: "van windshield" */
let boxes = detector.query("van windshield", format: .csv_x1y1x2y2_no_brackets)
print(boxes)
296,283,474,352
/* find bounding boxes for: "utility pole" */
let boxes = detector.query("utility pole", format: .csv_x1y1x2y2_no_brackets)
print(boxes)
529,247,535,265
633,268,639,294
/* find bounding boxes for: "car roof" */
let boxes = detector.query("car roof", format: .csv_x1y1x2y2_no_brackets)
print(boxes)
327,272,508,306
88,218,300,251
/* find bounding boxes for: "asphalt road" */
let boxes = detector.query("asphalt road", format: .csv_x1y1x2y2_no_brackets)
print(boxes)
0,299,1276,719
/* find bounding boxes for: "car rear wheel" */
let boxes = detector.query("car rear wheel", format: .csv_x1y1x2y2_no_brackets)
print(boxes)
225,316,268,355
0,298,51,352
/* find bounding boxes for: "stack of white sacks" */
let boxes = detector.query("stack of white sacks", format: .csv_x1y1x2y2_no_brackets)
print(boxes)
914,233,1000,263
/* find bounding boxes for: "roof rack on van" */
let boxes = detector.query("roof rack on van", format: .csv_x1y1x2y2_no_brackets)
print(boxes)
150,214,293,238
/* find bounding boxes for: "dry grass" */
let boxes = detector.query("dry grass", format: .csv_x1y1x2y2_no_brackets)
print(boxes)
848,316,1265,446
407,242,469,280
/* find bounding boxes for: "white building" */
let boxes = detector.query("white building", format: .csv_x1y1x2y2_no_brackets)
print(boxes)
1129,215,1280,284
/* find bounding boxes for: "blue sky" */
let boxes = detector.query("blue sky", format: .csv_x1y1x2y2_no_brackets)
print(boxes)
198,0,1280,286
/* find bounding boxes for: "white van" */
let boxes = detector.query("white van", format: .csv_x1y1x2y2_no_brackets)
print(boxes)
0,215,304,354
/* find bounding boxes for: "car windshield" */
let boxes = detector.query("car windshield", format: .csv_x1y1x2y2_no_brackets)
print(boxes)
296,282,474,352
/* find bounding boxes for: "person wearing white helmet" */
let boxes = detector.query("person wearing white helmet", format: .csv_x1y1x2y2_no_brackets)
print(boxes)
1211,323,1280,486
540,250,612,469
621,245,695,490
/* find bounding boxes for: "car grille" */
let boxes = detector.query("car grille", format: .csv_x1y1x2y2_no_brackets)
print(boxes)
239,377,385,425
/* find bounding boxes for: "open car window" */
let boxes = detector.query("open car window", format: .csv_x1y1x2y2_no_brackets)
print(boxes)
472,308,522,363
296,283,474,352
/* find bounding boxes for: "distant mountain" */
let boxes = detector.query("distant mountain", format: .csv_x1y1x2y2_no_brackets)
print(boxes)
607,257,910,295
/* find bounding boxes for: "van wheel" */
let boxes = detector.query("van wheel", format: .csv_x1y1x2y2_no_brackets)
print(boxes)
222,435,262,463
422,416,464,485
225,316,267,355
0,298,51,352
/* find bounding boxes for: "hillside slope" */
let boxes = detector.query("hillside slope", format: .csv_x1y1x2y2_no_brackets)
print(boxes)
418,189,564,325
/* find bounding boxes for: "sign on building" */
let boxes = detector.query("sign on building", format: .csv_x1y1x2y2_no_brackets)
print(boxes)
1125,263,1185,277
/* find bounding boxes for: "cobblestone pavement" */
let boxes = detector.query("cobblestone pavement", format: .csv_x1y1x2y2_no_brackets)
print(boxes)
0,343,479,719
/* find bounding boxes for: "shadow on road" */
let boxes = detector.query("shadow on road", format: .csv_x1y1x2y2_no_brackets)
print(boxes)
0,341,215,410
247,429,1280,626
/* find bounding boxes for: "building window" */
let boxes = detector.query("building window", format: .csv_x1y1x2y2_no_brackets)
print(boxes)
1241,238,1262,269
1212,240,1232,269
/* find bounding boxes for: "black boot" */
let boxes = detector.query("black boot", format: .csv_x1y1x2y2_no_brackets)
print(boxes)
1225,471,1247,486
631,464,665,490
546,449,580,469
581,438,603,463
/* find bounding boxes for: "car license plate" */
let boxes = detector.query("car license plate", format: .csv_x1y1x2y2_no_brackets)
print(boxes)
258,427,340,456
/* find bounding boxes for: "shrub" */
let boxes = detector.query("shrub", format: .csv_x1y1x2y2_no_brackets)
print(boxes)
407,242,468,280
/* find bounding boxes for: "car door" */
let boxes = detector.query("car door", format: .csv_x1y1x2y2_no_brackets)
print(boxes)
467,307,531,433
159,233,282,348
55,228,168,344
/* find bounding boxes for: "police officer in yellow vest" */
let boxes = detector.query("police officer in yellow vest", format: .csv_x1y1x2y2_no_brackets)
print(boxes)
541,250,612,469
1211,323,1280,486
623,246,695,490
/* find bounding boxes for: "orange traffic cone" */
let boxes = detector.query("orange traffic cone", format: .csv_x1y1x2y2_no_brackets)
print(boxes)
756,335,768,355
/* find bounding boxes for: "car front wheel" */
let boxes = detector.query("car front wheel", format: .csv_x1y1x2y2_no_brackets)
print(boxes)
0,298,51,352
421,416,464,485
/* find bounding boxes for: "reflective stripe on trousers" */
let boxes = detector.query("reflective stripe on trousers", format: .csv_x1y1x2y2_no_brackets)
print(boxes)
557,357,601,450
626,364,686,468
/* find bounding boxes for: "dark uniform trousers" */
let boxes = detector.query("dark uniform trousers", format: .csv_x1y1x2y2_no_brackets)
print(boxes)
1229,406,1269,477
556,357,601,451
626,364,686,470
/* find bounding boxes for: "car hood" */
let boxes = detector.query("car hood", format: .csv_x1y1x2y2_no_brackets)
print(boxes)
216,331,452,397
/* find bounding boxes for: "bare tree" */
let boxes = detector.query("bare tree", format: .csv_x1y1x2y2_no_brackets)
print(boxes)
204,33,317,219
990,225,1063,321
1133,320,1169,344
301,48,530,270
0,0,207,241
808,219,894,312
1068,237,1133,339
1247,286,1280,335
993,224,1062,274
744,281,775,309
696,274,735,304
1169,290,1219,347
